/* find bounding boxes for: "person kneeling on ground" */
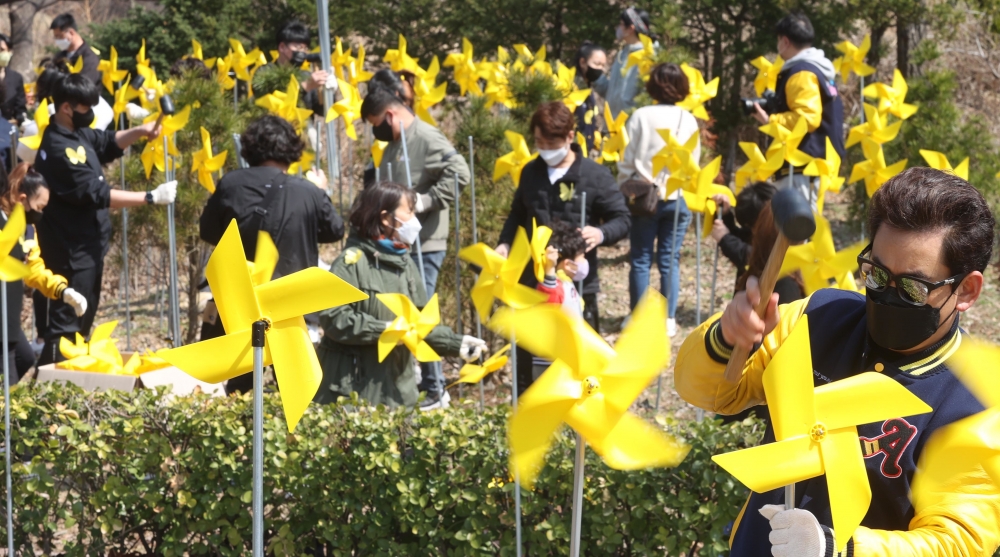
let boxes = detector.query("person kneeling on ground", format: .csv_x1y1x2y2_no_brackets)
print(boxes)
315,181,485,408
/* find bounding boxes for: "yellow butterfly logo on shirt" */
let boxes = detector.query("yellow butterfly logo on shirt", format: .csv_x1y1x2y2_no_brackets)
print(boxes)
65,146,87,165
559,182,575,202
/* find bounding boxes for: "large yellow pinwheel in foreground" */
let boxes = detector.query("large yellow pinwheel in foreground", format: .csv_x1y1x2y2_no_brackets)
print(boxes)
159,221,367,432
912,338,1000,507
601,102,629,162
849,139,907,197
326,79,363,140
651,128,699,179
760,117,813,167
444,38,483,96
0,205,27,282
489,292,689,488
735,141,783,191
677,63,718,121
803,138,845,213
846,104,901,148
833,35,876,82
98,46,129,95
453,345,511,386
750,55,783,97
458,227,547,322
919,150,969,180
493,131,536,186
712,316,932,552
192,127,228,193
780,215,865,294
377,293,442,363
863,69,918,120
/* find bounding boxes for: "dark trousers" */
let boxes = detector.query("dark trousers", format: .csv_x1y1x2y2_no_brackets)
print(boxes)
37,262,103,366
3,329,34,385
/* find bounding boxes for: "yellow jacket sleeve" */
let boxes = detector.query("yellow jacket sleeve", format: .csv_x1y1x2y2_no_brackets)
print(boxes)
770,71,823,132
22,236,68,300
673,296,811,415
853,466,1000,557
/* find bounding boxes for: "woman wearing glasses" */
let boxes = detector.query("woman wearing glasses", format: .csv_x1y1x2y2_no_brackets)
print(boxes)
673,167,999,557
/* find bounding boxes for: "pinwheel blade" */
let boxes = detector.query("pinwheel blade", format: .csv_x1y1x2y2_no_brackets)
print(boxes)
378,327,406,363
160,329,268,383
601,291,669,411
251,231,278,285
712,435,824,494
815,371,932,432
489,304,612,376
510,360,580,487
821,428,872,552
762,316,817,441
90,321,118,342
502,227,532,286
257,267,367,323
0,256,28,282
268,317,321,432
948,337,1000,407
586,412,689,471
416,294,441,336
913,411,1000,505
210,221,263,332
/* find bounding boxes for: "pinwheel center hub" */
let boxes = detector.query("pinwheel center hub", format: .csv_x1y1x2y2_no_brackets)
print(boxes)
810,423,827,442
582,376,601,397
260,317,272,331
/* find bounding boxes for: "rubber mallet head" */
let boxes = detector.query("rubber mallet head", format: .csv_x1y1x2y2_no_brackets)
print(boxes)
770,186,816,244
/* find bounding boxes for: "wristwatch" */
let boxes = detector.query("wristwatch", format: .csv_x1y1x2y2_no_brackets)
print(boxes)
145,191,154,205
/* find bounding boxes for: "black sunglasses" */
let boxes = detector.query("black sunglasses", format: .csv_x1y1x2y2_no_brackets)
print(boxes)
857,244,966,306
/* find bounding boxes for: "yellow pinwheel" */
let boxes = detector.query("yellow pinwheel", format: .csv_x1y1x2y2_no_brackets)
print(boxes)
189,39,216,68
780,215,865,294
863,69,917,120
247,231,278,286
712,316,932,552
489,292,689,488
345,44,373,87
159,220,367,432
97,46,129,95
803,138,845,213
760,117,813,167
192,127,228,193
216,52,237,91
331,37,354,80
481,48,514,108
458,227,548,322
228,39,262,82
372,140,389,168
601,102,629,162
287,150,315,176
136,39,150,69
377,293,442,362
676,63,718,121
512,44,552,76
677,157,736,238
0,204,29,281
845,104,902,148
493,131,537,186
444,38,483,96
554,62,591,111
59,320,123,373
623,34,656,80
919,150,969,180
833,35,876,82
255,76,313,131
652,128,700,179
122,350,171,376
849,139,907,197
140,104,191,178
19,99,49,151
383,35,421,74
735,141,783,191
529,219,553,283
750,55,784,97
912,338,1000,507
452,344,511,386
111,76,140,127
68,55,84,75
412,57,447,125
326,79,362,140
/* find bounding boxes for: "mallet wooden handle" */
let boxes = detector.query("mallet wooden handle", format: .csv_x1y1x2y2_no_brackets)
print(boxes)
722,234,791,383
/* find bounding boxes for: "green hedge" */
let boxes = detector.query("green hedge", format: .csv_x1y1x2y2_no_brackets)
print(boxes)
0,382,761,556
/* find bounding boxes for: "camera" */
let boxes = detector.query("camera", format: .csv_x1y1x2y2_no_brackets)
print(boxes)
291,51,323,66
740,90,776,116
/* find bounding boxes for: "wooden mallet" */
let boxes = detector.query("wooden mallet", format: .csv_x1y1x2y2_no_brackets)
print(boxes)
723,186,815,383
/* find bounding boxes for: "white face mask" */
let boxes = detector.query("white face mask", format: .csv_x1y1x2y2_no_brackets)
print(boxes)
54,38,71,51
394,215,422,246
538,146,569,167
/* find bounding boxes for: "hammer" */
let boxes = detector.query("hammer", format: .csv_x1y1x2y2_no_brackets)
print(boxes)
155,94,174,133
722,186,815,383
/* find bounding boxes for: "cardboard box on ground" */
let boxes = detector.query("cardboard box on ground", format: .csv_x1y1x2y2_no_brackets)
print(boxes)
35,352,225,396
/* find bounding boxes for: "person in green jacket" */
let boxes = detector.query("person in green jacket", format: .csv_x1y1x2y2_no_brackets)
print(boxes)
315,181,486,408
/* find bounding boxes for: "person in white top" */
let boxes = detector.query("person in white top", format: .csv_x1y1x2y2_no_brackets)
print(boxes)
617,63,700,336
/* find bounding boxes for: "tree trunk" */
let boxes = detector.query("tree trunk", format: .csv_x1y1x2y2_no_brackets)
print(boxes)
897,17,910,78
867,24,890,77
9,1,40,80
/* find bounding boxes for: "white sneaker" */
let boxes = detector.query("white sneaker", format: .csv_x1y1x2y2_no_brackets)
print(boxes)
667,318,678,338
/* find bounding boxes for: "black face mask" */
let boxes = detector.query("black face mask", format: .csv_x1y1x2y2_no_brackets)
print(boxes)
24,208,42,225
71,107,95,130
866,286,958,352
372,114,394,142
584,66,603,84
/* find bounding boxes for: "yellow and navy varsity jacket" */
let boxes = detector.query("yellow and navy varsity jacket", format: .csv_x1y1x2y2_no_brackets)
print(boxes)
21,224,69,300
675,288,1000,557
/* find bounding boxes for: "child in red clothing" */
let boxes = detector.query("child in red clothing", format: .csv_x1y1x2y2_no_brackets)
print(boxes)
532,220,589,379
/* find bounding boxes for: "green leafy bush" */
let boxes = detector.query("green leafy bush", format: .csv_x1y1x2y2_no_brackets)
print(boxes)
0,382,760,556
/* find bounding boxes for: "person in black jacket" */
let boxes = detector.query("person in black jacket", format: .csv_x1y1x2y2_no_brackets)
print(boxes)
199,115,345,394
34,73,175,365
50,14,101,86
497,101,630,394
709,181,774,283
0,34,26,124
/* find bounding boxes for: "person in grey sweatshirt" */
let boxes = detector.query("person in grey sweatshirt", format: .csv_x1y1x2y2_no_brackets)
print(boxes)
592,7,656,119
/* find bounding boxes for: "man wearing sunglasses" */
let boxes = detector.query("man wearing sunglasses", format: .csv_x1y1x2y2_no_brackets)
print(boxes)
674,167,1000,557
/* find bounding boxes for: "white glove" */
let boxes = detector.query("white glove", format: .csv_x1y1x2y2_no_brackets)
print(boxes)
150,180,177,205
759,505,827,557
144,88,157,102
62,287,88,317
459,336,488,362
125,103,150,122
414,194,426,213
324,74,339,92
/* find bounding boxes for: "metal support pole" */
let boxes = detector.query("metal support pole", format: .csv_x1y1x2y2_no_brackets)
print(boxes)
695,216,701,326
569,432,585,557
316,0,340,181
577,192,586,297
233,75,238,112
120,114,131,350
785,484,795,511
233,134,248,169
9,127,16,172
3,283,13,556
510,326,522,557
164,135,181,348
251,320,267,557
453,175,463,400
469,136,485,410
399,124,426,283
